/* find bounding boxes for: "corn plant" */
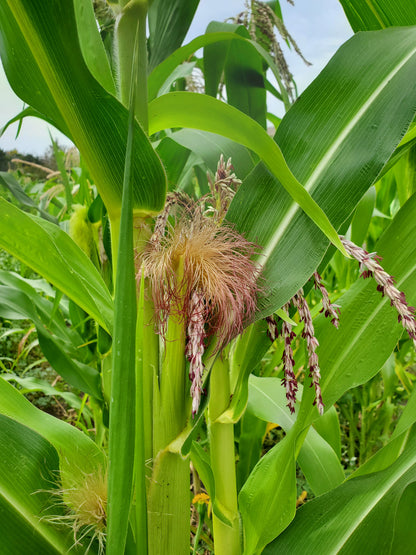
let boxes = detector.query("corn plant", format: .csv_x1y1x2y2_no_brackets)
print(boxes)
1,0,416,553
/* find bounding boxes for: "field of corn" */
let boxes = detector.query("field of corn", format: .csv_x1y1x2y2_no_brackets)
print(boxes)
1,1,416,554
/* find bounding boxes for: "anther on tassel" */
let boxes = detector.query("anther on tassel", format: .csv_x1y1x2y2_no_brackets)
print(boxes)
280,303,298,414
293,289,324,415
269,290,325,415
186,290,206,415
313,271,341,328
340,237,416,350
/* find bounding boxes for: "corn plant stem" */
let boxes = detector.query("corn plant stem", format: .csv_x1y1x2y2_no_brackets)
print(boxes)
142,290,159,470
147,256,190,555
209,356,241,555
117,0,149,133
135,272,148,554
158,255,189,450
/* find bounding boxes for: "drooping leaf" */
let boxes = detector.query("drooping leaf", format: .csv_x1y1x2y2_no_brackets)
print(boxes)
0,286,102,398
0,0,166,216
149,91,346,256
0,106,57,139
3,373,91,413
0,172,57,223
0,270,91,364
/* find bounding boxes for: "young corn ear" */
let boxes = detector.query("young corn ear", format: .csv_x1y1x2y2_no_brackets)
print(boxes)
45,468,107,554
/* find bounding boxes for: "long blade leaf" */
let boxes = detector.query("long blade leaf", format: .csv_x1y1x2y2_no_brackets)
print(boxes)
107,24,139,553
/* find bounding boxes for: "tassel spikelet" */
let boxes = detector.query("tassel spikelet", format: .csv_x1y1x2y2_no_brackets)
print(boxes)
341,236,416,349
280,303,298,414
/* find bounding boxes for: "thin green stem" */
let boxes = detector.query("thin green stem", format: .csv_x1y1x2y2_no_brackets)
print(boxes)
209,356,241,555
135,272,148,554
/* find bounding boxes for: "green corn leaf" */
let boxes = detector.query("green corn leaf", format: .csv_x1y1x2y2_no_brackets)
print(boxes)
350,186,376,246
0,414,88,554
391,384,416,441
204,21,267,127
148,31,292,102
217,320,271,424
0,172,57,223
0,270,91,364
155,137,191,191
339,0,416,31
148,91,347,257
312,403,342,459
169,129,258,180
0,0,166,216
247,376,344,496
391,482,416,553
190,441,215,500
74,0,115,95
236,411,267,492
107,26,138,552
0,377,105,477
157,61,196,96
148,0,200,72
239,426,297,555
3,374,92,413
227,26,416,318
264,425,416,554
1,106,57,139
0,286,102,398
0,198,113,333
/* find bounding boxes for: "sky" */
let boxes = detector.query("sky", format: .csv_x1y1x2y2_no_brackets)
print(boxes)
0,0,353,156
